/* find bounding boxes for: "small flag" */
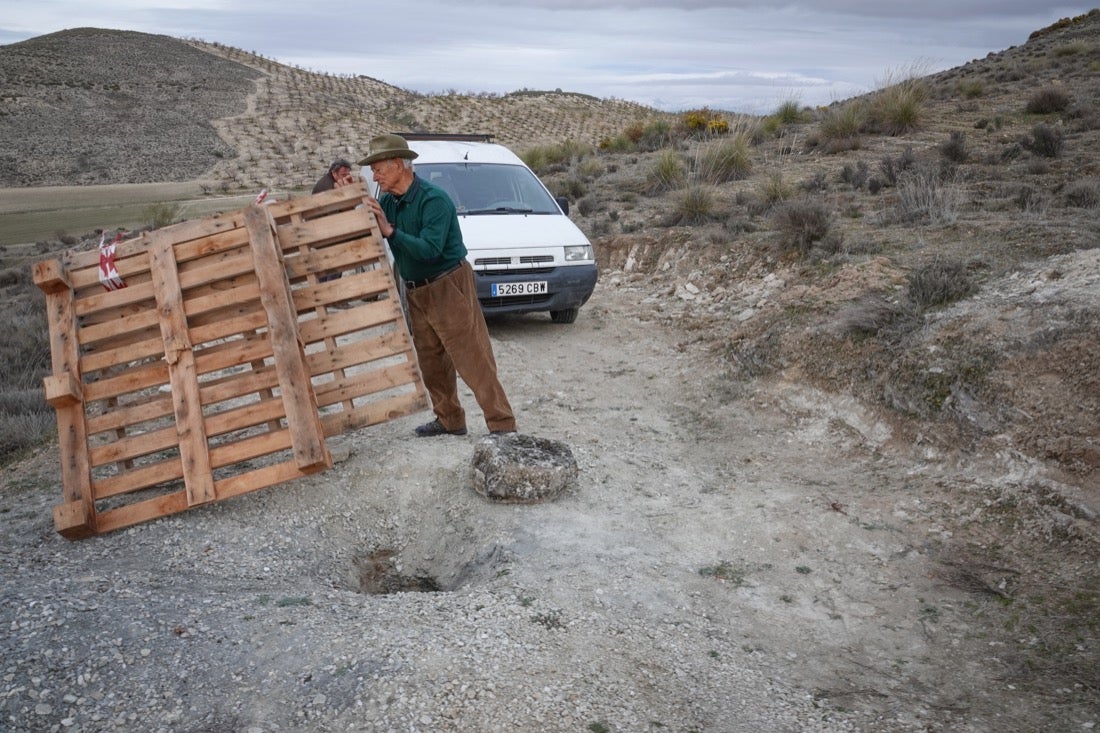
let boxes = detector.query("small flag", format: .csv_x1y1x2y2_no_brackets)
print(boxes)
254,189,268,205
98,231,126,292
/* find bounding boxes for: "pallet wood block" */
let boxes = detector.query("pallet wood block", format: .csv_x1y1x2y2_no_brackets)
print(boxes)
34,184,428,537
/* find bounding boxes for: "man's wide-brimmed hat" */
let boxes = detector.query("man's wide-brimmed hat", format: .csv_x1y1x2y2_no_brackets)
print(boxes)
356,134,419,166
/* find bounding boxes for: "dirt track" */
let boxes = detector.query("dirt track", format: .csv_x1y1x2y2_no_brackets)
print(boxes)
2,276,1096,732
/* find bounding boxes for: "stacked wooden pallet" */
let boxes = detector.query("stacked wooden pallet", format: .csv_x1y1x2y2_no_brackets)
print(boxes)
34,184,427,538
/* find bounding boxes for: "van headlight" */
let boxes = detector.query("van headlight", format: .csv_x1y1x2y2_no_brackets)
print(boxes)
564,244,593,262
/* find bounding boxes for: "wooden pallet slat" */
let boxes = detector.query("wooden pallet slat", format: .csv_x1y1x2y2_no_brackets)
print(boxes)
246,206,331,474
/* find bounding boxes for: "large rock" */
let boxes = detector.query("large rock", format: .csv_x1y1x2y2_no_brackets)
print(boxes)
470,433,578,503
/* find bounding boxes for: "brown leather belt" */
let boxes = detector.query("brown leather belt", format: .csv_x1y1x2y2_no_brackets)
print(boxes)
405,262,462,289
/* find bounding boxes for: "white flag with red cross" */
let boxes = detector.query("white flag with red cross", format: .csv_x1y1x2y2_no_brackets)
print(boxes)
97,231,126,292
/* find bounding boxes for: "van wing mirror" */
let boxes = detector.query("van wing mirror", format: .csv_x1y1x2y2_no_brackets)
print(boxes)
555,196,570,216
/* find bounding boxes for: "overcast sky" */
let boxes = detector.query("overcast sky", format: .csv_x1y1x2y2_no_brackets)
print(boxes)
0,1,1092,113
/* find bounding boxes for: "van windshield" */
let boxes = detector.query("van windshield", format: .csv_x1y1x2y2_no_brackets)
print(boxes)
415,163,561,215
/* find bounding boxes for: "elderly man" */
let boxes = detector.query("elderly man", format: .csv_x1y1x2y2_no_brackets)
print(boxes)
358,133,517,437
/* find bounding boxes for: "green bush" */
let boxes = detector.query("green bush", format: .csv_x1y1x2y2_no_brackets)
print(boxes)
144,202,182,229
774,99,809,124
813,102,864,152
956,79,985,99
637,119,673,151
866,74,929,135
598,134,634,153
694,135,752,184
521,139,593,173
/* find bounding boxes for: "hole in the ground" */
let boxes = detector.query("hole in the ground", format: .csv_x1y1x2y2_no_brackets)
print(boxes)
352,549,442,594
348,544,509,595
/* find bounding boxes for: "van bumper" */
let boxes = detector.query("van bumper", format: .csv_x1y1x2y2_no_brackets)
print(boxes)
473,263,598,316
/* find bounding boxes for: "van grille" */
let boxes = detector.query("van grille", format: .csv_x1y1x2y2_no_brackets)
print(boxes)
474,255,556,266
476,267,556,277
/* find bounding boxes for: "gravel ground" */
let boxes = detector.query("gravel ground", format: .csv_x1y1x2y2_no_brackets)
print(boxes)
2,278,1096,732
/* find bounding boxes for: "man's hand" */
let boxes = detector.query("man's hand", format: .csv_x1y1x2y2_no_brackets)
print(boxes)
332,169,355,188
365,197,395,238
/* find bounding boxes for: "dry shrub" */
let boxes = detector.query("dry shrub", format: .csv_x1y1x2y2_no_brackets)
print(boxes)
1025,86,1072,114
837,295,920,339
1022,123,1065,157
0,281,53,464
672,185,717,225
840,160,870,190
757,171,793,209
879,145,917,186
892,163,963,225
939,131,969,163
772,199,831,256
1062,179,1100,208
1014,185,1048,217
907,259,977,309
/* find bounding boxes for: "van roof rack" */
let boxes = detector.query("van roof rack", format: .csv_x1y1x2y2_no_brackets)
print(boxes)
396,133,493,143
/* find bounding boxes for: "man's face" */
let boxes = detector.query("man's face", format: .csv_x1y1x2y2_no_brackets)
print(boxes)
370,158,403,194
332,165,352,186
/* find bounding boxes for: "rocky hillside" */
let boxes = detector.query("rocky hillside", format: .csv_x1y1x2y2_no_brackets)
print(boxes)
0,28,660,189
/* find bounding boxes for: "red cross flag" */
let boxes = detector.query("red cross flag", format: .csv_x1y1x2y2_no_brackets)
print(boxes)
98,231,126,291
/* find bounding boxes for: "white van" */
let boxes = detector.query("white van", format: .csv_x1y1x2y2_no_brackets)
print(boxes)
368,134,598,324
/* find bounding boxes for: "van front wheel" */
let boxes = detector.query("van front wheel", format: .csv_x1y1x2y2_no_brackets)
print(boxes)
550,308,578,324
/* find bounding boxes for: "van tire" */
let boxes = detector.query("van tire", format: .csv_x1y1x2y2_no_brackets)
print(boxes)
550,308,578,324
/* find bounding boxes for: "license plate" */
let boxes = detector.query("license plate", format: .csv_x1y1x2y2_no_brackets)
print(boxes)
491,281,548,297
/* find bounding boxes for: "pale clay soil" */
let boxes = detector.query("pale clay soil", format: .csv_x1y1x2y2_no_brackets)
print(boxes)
2,263,1097,732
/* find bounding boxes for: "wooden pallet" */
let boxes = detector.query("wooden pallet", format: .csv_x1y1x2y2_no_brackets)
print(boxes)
34,184,428,538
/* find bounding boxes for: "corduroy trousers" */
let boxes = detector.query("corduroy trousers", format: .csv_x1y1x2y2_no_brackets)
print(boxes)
405,261,516,433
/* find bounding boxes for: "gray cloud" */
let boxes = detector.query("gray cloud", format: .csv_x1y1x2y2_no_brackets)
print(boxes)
0,1,1093,112
459,0,1086,21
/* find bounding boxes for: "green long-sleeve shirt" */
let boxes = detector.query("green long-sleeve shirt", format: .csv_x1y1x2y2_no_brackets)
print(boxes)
378,175,467,283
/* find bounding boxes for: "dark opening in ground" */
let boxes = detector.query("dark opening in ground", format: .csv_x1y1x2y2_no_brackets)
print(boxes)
351,548,443,594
